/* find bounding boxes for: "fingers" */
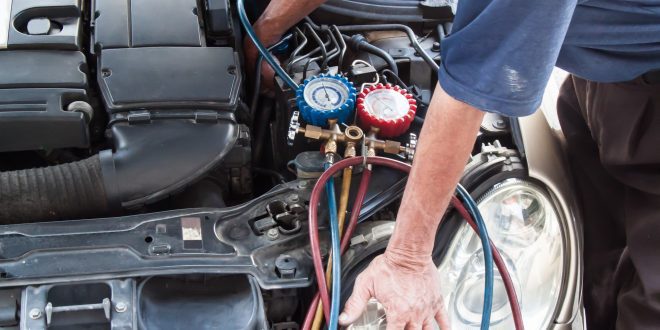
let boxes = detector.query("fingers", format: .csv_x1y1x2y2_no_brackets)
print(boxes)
386,319,407,330
422,319,436,330
434,309,450,330
405,322,423,330
338,274,373,326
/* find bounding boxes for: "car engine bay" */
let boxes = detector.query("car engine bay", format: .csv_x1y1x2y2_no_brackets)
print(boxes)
0,0,581,329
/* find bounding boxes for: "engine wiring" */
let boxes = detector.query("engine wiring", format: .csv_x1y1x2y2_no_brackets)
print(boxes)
304,23,329,71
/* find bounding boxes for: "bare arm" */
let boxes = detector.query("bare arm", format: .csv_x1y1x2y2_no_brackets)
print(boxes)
339,83,485,328
387,83,484,267
246,3,487,327
251,0,327,46
244,0,327,91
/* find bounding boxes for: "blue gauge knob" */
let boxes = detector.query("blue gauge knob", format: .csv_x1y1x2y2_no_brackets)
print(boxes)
296,74,357,127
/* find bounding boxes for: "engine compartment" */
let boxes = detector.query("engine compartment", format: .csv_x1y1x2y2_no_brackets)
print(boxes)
0,0,247,221
0,0,460,222
0,1,558,329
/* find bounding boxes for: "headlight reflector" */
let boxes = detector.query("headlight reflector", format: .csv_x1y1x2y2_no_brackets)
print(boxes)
438,179,564,329
346,179,565,329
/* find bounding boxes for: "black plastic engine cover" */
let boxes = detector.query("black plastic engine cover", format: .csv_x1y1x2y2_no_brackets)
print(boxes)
0,51,90,152
92,0,241,112
88,0,244,209
6,0,83,50
92,0,203,48
98,47,240,112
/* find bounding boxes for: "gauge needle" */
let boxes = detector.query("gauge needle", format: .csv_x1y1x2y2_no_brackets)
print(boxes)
376,98,395,114
321,83,331,102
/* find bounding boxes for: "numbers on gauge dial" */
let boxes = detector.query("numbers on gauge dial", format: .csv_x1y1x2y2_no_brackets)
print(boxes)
303,77,350,111
363,89,410,120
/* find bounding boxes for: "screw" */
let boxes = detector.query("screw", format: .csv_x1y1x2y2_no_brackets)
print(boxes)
266,228,279,241
289,194,300,202
29,308,41,319
101,68,111,78
432,42,441,52
298,181,308,189
115,302,127,313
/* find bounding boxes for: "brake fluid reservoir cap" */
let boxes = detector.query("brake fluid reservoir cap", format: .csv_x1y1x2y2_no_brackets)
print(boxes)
357,83,417,138
296,73,357,127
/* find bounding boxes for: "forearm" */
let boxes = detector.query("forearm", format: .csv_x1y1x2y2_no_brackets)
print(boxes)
253,0,327,45
385,83,485,268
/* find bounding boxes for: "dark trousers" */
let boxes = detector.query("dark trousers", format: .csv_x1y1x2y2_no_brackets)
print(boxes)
557,75,660,329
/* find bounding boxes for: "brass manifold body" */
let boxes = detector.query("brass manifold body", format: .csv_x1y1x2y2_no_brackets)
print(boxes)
296,120,415,159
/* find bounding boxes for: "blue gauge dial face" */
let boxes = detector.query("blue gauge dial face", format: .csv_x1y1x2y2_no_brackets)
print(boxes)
303,77,350,111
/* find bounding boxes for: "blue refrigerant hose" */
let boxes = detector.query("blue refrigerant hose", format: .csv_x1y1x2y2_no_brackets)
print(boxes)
323,162,342,330
456,184,494,330
237,0,299,90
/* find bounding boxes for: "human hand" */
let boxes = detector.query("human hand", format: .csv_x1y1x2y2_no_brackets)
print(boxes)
243,22,281,94
339,251,450,329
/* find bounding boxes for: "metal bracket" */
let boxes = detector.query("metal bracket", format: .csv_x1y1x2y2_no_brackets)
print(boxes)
45,298,111,326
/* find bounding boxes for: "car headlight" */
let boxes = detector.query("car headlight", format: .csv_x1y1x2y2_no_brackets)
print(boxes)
347,179,565,329
438,179,564,329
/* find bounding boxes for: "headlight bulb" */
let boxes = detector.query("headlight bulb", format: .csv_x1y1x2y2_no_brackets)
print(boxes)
453,251,521,327
486,187,547,248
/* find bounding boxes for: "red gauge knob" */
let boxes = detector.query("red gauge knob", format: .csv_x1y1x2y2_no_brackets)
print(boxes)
356,83,417,138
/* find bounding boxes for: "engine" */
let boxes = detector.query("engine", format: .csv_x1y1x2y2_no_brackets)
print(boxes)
0,1,567,330
0,0,248,221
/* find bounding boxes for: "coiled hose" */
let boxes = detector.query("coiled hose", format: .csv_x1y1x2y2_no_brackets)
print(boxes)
307,156,524,329
323,161,343,330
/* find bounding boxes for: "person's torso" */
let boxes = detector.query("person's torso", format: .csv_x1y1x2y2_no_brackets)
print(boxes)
559,0,660,82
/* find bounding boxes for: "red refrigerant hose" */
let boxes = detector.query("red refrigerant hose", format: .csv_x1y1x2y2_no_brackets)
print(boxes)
304,167,373,327
306,156,524,330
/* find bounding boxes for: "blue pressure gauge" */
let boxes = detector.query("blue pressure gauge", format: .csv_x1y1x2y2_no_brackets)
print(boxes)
296,74,357,127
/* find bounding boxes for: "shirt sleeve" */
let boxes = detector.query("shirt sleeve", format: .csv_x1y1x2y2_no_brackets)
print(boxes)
439,0,578,117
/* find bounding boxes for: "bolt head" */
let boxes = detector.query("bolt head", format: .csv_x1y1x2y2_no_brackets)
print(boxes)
115,302,127,313
29,308,41,319
266,228,279,240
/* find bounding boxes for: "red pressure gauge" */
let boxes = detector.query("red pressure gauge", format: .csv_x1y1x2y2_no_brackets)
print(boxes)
356,84,417,138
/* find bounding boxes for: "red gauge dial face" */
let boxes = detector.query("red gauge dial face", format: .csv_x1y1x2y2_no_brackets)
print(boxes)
363,89,410,120
357,84,417,138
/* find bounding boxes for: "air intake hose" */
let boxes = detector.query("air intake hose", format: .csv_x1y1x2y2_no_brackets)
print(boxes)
0,155,109,223
0,116,238,223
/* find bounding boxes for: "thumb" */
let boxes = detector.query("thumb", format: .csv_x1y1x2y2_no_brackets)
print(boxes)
339,275,373,326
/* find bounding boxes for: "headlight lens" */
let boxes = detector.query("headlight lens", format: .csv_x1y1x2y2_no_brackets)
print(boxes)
347,179,565,329
438,179,564,329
